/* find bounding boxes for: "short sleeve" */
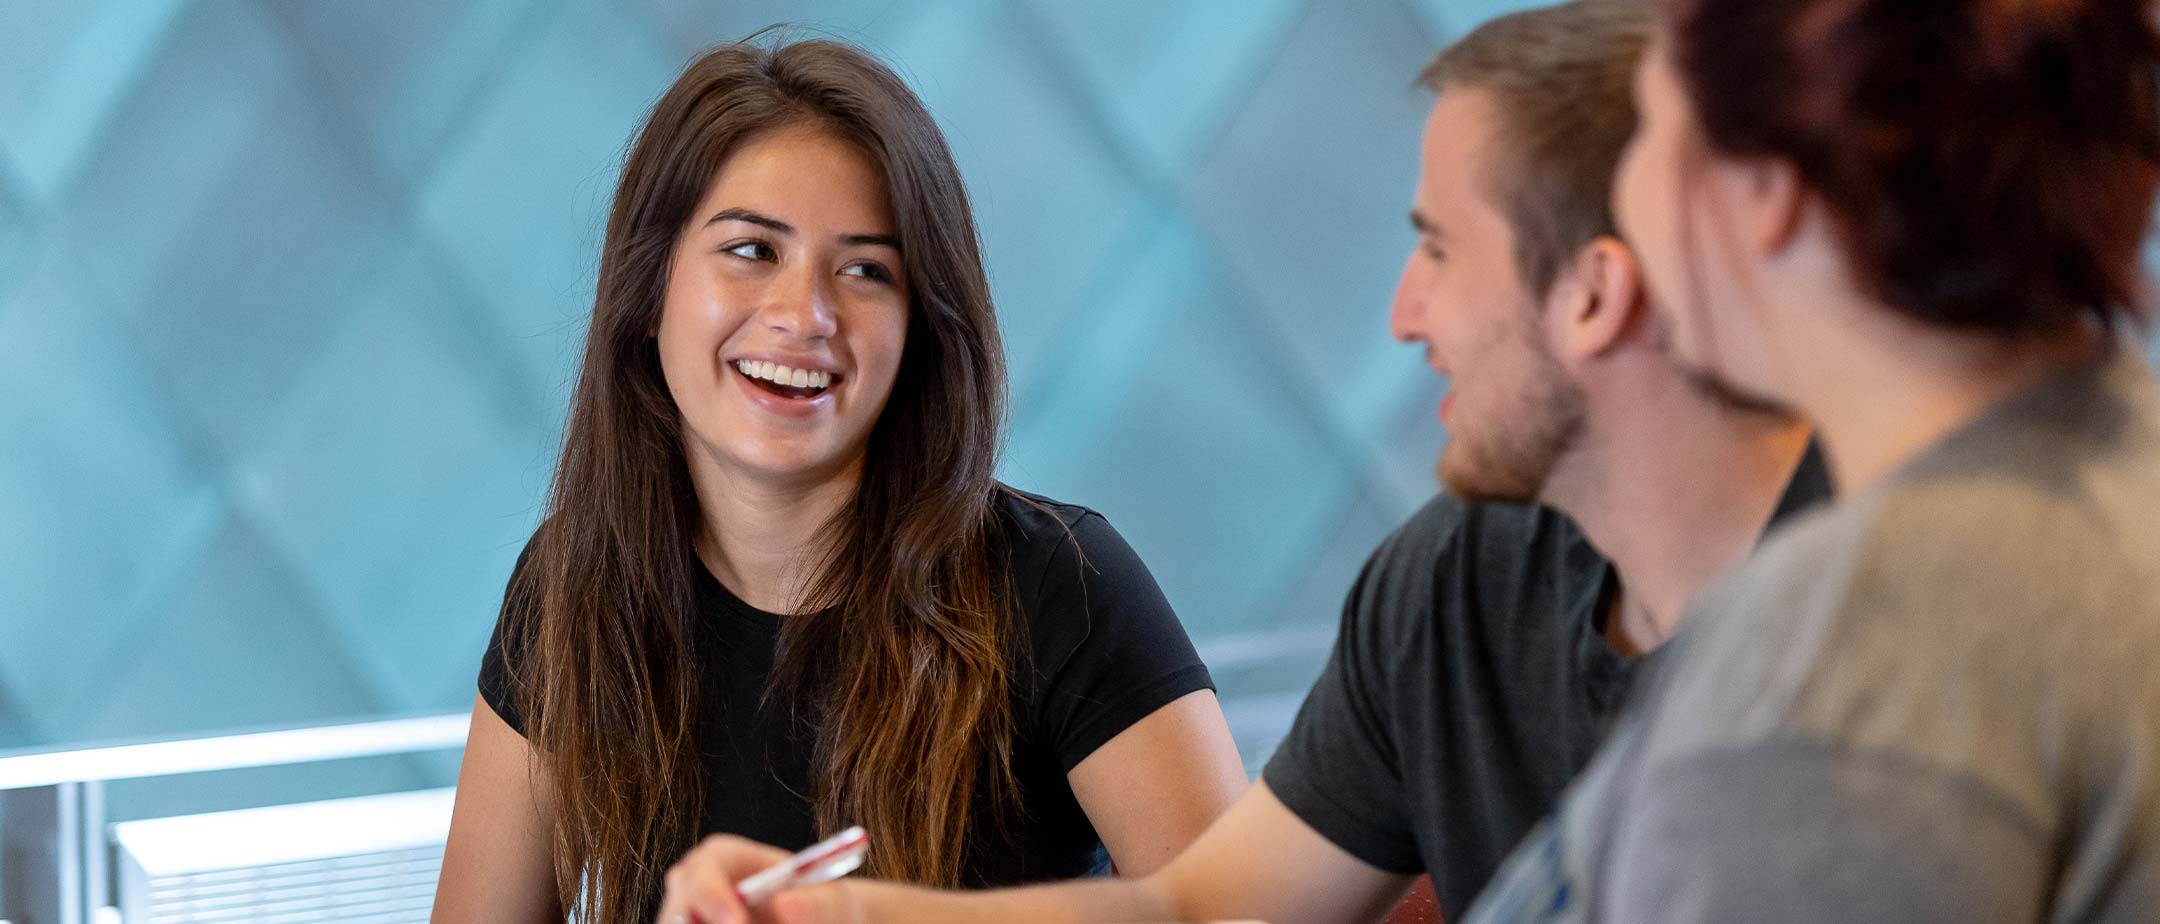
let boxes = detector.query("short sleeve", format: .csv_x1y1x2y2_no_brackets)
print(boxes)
1261,541,1424,875
476,537,538,737
1025,512,1215,773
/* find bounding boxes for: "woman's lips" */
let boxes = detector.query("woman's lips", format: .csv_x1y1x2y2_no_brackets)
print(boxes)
730,362,835,419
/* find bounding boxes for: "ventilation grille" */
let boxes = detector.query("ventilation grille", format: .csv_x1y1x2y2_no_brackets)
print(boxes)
112,789,453,924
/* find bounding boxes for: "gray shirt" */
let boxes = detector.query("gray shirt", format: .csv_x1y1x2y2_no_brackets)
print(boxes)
1464,351,2160,923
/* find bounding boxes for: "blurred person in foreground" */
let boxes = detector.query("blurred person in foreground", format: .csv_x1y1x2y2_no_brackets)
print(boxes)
1461,0,2160,920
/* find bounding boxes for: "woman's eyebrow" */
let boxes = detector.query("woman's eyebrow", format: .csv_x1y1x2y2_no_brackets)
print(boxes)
705,207,793,234
707,207,897,250
840,232,900,250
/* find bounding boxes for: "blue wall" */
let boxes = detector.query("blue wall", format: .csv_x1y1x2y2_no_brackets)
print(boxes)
2,0,2155,768
0,0,1521,756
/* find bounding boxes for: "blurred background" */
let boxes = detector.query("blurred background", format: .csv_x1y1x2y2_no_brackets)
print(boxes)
1,0,2157,919
1,0,1538,784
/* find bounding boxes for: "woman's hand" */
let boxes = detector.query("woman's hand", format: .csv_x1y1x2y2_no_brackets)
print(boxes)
654,834,863,924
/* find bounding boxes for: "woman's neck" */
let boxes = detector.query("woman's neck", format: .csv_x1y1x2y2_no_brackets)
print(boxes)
1797,312,2104,496
684,444,861,614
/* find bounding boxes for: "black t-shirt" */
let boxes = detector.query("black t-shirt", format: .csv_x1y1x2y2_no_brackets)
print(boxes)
478,488,1213,887
1262,450,1830,919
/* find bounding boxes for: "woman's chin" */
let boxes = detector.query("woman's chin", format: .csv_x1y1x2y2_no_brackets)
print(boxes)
719,441,864,488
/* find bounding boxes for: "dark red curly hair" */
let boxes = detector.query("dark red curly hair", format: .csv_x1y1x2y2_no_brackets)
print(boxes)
1668,0,2160,335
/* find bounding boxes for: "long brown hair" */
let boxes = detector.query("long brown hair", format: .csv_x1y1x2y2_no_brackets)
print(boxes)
502,35,1017,921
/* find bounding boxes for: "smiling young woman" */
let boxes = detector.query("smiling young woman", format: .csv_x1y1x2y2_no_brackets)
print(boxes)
428,37,1248,924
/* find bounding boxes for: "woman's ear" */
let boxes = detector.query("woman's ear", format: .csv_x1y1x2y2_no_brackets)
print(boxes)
1745,156,1806,256
1546,236,1646,362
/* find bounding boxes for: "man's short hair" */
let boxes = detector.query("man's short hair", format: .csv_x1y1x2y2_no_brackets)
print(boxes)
1421,0,1650,298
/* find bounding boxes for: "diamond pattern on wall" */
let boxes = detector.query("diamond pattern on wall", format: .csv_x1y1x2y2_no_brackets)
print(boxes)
0,173,26,310
0,683,29,751
15,0,2147,778
1004,215,1362,636
0,247,217,749
641,0,922,62
255,0,545,193
1179,0,1445,454
411,0,678,412
1406,0,1549,40
240,239,550,716
1019,0,1308,179
46,0,404,463
879,0,1159,407
77,513,386,742
0,0,190,205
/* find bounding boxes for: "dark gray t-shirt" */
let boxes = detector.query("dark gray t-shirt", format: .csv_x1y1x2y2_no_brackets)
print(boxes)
1262,452,1829,918
1466,352,2160,923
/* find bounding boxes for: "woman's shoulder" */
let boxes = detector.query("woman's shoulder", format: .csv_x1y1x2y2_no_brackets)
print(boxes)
989,486,1133,587
499,522,554,612
988,486,1205,735
991,485,1101,535
989,485,1165,616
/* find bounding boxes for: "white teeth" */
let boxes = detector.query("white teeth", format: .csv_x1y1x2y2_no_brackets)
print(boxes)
734,359,834,392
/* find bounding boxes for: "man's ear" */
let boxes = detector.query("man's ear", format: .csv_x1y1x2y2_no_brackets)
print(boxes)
1545,236,1645,362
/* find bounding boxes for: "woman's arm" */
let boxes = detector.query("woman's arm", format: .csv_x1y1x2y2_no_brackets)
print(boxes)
432,694,562,924
1065,689,1248,875
654,780,1412,924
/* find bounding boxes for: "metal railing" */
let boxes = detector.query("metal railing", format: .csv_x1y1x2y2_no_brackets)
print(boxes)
0,623,1331,923
0,714,467,924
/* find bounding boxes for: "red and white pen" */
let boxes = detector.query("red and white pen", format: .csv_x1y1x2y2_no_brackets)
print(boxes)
734,826,870,907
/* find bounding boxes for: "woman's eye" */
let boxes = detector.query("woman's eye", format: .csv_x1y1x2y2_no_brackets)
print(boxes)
723,240,775,261
841,261,893,283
